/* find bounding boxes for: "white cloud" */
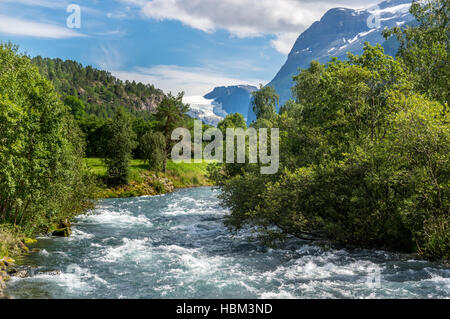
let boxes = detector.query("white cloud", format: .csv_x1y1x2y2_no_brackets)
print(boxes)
92,45,124,71
270,32,300,55
0,15,85,38
120,0,379,54
111,65,265,96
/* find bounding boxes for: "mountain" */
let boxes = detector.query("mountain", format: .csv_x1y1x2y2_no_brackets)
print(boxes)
246,0,414,123
204,85,258,120
32,56,165,119
184,95,224,126
184,85,257,126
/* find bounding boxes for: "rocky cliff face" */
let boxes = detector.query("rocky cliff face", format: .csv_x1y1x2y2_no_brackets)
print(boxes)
138,95,164,113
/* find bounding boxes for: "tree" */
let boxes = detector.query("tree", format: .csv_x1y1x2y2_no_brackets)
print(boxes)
251,85,279,121
64,95,85,119
217,113,247,133
140,131,166,172
104,107,137,186
383,0,449,105
211,113,249,179
293,44,411,149
380,93,449,259
0,43,95,234
77,114,108,157
154,92,189,172
132,117,156,158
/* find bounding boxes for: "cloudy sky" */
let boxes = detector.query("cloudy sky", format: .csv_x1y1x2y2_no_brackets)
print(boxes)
0,0,379,96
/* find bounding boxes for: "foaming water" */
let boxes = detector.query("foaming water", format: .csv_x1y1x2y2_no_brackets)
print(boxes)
6,187,449,299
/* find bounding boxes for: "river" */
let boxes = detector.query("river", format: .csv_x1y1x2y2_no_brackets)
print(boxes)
5,187,449,298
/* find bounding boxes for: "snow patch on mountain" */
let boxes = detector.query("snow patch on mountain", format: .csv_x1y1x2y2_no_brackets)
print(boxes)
259,0,415,114
184,95,224,126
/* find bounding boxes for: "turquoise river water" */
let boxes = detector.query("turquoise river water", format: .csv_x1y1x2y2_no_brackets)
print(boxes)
5,187,449,298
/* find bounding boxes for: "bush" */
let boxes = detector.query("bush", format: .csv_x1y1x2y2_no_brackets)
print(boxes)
151,180,166,193
0,224,23,257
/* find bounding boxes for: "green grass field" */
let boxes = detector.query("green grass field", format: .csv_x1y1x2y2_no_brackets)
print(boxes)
84,158,213,197
84,158,149,182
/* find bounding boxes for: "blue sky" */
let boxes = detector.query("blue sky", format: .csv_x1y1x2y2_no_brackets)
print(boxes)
0,0,378,97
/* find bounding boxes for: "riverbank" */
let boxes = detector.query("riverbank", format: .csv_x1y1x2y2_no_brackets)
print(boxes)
0,233,34,298
0,257,12,298
0,159,212,297
85,158,212,198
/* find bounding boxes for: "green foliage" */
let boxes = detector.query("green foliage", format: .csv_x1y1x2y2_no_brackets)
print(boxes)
251,84,279,121
0,43,96,236
141,131,166,171
0,43,210,257
155,92,190,171
132,117,157,158
294,44,411,149
151,179,166,194
76,112,159,159
155,92,190,137
217,113,247,132
0,224,23,257
64,95,85,120
77,114,109,157
383,0,449,105
219,171,276,232
380,93,449,258
211,42,449,260
103,107,137,186
32,56,164,119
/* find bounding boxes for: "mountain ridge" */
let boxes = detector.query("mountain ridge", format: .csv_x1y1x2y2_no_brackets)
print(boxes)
204,84,258,119
32,56,165,119
246,0,414,122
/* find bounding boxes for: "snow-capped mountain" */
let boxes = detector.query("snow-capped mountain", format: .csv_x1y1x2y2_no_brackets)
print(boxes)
204,85,258,120
186,85,258,126
188,0,414,125
184,95,224,126
246,0,414,123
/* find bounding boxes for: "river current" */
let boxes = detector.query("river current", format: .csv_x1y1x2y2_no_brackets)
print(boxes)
5,187,449,298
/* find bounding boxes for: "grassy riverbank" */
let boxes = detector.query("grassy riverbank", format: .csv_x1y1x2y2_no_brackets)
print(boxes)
85,158,212,198
0,159,211,259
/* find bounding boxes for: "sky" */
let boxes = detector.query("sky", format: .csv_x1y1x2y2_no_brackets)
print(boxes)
0,0,379,97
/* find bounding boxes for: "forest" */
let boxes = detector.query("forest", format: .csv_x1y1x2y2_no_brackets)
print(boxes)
32,56,164,119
